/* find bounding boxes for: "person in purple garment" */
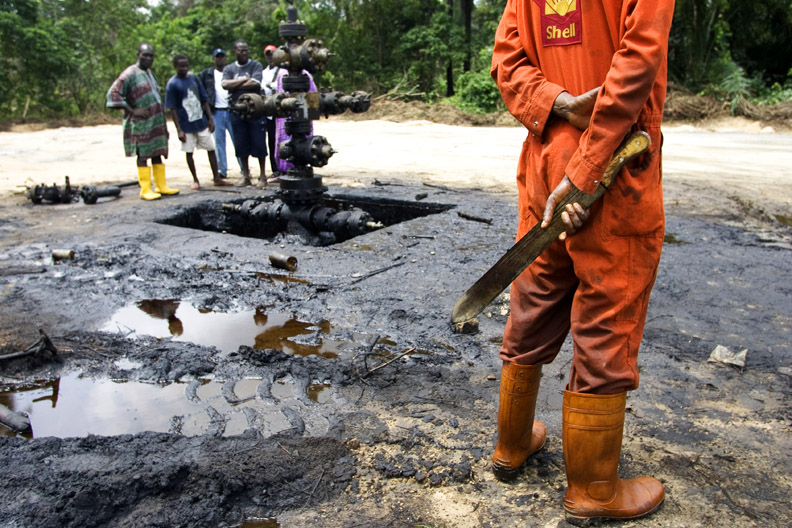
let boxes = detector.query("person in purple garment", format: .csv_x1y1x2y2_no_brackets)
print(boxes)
273,69,317,175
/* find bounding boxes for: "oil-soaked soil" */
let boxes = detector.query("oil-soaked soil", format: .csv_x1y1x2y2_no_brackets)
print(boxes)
1,126,792,527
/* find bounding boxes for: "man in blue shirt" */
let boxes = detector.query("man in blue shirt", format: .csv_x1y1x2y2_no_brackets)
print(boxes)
165,54,232,189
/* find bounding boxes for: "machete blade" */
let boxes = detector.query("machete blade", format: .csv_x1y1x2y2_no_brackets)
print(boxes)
451,131,651,324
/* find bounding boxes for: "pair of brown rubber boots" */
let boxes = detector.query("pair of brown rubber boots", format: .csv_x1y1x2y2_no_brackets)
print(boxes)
492,362,664,524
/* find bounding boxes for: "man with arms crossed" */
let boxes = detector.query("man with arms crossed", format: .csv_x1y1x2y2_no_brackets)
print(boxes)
222,40,268,187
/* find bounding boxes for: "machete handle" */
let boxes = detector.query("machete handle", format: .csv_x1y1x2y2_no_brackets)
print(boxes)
450,131,651,325
544,130,652,230
600,131,651,187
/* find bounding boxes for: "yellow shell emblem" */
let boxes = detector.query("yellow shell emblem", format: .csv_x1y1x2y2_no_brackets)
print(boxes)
545,0,576,16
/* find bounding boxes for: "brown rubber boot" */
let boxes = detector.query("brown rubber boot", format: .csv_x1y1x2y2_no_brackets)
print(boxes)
562,390,664,524
492,362,546,482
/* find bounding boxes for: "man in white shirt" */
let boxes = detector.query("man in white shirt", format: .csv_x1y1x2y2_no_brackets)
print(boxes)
261,44,280,178
198,48,233,179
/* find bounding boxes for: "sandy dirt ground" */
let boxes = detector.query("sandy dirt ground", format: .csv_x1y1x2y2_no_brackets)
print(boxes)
1,117,791,528
2,117,791,204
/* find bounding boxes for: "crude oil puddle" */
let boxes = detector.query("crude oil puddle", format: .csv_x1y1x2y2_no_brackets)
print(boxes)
100,300,341,358
0,374,331,439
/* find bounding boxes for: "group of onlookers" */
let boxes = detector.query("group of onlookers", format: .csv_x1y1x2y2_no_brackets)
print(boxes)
107,41,281,200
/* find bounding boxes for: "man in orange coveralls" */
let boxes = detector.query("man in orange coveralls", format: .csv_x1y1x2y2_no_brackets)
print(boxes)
489,0,674,523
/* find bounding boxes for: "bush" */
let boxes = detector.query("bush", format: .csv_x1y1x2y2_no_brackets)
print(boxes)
450,69,501,114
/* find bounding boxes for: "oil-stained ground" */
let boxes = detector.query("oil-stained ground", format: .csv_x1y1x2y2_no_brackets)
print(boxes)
0,122,791,528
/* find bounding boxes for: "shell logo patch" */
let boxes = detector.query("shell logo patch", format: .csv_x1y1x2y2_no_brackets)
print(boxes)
546,0,575,16
534,0,582,47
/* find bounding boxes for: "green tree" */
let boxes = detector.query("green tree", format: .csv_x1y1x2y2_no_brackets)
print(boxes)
724,0,792,85
668,0,731,90
49,0,148,114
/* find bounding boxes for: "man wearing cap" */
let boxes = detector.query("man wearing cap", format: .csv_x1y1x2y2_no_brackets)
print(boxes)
198,48,234,180
262,44,280,177
222,40,268,187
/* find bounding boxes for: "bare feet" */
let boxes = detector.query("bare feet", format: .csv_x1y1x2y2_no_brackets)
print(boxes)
191,182,200,190
213,179,233,187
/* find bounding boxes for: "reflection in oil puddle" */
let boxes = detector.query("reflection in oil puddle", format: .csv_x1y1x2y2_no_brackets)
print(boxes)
0,373,300,439
256,272,309,285
307,382,331,404
101,300,341,357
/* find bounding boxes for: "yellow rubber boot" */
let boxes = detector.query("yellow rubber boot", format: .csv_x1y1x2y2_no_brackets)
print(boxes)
137,166,161,201
152,163,179,195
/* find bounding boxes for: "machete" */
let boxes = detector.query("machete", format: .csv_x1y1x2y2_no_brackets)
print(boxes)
451,131,651,324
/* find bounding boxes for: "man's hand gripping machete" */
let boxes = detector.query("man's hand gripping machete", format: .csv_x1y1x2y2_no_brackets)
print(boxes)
451,131,651,325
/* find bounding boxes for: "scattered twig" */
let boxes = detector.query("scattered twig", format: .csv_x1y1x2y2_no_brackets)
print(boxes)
421,181,453,191
353,334,380,363
362,347,416,378
304,469,325,506
0,329,57,361
229,441,264,455
350,261,405,284
690,458,759,519
276,442,294,457
457,211,493,224
372,179,406,187
198,187,241,193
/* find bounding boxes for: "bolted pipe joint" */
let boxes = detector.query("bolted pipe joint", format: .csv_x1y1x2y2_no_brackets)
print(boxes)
234,93,300,120
319,91,372,117
278,135,336,168
271,39,333,74
325,209,378,239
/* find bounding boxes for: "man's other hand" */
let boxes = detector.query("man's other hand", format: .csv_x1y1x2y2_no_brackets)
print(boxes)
542,175,590,240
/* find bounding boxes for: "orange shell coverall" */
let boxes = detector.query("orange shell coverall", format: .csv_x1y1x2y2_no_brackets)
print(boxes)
491,0,674,394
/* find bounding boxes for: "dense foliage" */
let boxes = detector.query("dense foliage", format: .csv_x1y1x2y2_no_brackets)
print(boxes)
1,0,790,120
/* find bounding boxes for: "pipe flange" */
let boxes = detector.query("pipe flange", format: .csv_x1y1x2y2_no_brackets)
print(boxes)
279,22,307,38
282,75,310,93
278,174,324,191
284,120,313,136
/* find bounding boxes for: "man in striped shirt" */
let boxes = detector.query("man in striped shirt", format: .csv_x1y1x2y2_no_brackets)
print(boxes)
107,43,176,200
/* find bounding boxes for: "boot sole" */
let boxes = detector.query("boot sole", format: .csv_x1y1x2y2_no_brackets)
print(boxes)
491,436,547,483
564,497,664,525
492,462,522,482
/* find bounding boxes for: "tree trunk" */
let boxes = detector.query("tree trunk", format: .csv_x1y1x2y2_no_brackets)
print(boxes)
463,0,473,71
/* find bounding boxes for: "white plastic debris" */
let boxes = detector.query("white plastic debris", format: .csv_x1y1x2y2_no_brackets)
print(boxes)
708,345,747,368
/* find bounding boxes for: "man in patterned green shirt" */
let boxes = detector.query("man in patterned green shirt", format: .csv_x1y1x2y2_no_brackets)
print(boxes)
107,43,178,200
